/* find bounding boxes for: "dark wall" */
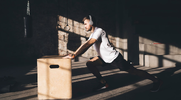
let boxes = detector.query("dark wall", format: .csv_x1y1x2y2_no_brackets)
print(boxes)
61,0,118,36
0,0,125,65
0,0,58,65
128,0,181,47
2,0,179,66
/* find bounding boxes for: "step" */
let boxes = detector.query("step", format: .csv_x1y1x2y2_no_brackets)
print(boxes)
144,55,181,67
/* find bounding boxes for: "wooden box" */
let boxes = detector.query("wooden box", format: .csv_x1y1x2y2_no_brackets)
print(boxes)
37,56,72,99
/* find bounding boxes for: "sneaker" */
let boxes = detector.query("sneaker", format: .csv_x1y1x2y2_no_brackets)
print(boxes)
93,83,109,91
150,80,163,92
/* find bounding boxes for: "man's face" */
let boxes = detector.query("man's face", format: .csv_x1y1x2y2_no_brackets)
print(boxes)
84,19,92,31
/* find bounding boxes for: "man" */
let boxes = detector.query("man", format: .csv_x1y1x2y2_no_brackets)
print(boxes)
64,15,162,92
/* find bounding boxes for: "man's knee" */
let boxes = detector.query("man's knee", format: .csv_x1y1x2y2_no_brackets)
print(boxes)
86,57,103,68
86,61,93,67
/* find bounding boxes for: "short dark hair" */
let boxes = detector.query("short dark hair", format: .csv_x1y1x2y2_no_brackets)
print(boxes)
82,15,97,26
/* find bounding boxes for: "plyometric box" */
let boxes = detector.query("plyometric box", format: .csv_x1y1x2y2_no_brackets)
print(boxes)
37,55,72,99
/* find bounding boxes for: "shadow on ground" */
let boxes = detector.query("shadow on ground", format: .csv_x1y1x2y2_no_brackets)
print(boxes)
0,61,181,100
0,64,37,100
72,62,181,100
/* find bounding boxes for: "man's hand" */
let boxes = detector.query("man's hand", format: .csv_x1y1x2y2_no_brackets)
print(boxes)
63,38,96,59
63,54,75,59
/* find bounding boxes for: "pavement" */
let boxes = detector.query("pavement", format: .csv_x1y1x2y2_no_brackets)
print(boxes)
0,57,181,100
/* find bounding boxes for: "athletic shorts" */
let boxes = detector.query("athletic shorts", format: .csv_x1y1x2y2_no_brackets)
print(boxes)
98,53,131,71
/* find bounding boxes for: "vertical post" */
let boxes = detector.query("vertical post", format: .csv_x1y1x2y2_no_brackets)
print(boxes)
24,0,32,38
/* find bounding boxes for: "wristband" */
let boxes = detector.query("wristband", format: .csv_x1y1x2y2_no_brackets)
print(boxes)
72,54,75,59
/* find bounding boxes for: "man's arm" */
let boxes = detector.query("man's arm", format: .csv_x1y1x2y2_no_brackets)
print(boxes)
73,38,97,57
63,38,96,59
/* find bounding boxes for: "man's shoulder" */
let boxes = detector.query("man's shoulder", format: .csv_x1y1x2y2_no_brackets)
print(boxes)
95,27,104,33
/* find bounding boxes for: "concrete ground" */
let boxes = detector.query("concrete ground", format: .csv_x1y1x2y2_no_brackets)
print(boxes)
0,57,181,100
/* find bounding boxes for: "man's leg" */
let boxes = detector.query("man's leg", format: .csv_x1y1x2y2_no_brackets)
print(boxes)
126,66,158,82
126,65,163,92
113,54,162,92
86,57,105,83
86,56,108,90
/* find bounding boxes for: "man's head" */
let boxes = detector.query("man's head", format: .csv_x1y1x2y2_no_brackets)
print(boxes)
82,15,96,31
